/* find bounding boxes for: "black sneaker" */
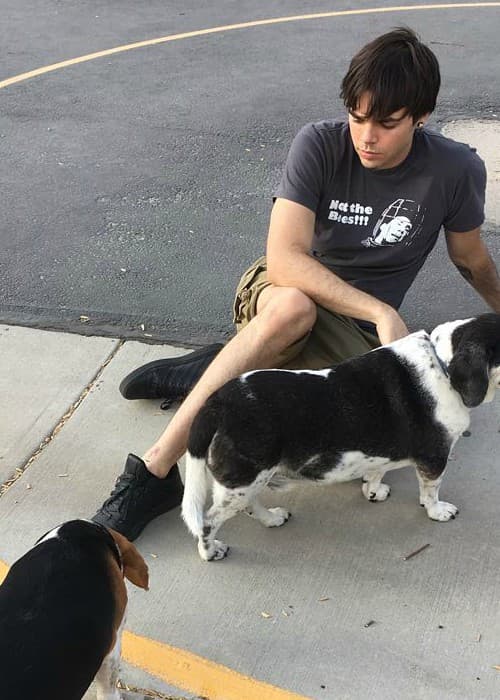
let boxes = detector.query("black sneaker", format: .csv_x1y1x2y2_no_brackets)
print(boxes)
119,343,224,404
92,454,184,541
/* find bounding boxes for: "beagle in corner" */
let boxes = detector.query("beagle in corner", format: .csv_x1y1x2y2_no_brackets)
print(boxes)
182,314,500,561
0,519,149,699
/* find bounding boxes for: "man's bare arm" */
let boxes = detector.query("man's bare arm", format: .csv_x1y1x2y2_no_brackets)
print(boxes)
266,198,408,343
445,228,500,312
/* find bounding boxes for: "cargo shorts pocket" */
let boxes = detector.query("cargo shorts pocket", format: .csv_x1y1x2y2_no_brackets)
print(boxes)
232,256,269,327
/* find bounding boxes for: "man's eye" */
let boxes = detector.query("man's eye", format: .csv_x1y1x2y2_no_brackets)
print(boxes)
381,122,397,129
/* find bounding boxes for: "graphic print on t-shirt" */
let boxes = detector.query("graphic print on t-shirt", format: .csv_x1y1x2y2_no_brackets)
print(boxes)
328,199,373,226
361,199,425,248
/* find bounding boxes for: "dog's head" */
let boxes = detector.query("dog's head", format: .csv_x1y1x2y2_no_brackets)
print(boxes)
37,520,150,590
430,314,500,407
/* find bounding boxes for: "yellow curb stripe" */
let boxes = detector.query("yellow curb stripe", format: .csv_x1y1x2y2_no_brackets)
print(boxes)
1,3,500,90
122,630,312,700
0,559,8,584
0,560,308,699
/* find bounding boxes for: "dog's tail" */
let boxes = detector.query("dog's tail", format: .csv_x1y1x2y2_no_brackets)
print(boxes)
182,403,218,538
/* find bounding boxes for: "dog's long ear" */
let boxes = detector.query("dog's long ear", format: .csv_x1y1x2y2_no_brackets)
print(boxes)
108,528,149,590
448,342,489,407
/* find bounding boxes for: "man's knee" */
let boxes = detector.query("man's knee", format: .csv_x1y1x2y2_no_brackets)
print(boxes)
257,287,317,339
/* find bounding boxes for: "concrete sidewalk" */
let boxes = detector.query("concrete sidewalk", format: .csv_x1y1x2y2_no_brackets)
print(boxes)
2,324,500,699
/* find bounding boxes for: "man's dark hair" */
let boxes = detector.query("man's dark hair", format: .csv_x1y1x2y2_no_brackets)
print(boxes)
340,27,441,122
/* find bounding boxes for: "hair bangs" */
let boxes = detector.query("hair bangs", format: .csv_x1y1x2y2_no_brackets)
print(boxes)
341,27,440,122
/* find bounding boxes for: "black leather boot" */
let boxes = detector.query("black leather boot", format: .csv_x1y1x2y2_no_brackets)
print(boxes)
119,343,224,404
92,454,184,541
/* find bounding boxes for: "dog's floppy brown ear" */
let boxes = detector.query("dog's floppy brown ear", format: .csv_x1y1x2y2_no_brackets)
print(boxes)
108,528,149,590
448,342,489,407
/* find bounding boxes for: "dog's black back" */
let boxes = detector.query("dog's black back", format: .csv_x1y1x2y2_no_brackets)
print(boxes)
0,520,119,699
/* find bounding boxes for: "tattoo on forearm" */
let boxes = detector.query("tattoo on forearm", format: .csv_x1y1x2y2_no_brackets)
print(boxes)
456,265,473,283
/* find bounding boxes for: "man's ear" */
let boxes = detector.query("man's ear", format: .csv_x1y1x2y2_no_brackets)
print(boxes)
414,112,431,127
448,342,489,407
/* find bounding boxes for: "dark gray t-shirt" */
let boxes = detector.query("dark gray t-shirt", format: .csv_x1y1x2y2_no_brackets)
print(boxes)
275,120,486,313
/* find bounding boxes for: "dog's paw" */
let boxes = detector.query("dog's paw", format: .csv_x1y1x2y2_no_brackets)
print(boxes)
362,481,391,502
425,501,459,522
97,692,121,700
211,540,230,560
264,507,291,527
95,685,121,700
96,691,121,700
198,539,230,561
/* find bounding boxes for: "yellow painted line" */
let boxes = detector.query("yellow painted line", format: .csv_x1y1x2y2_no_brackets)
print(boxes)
0,559,308,699
122,630,311,700
1,3,500,90
0,559,8,584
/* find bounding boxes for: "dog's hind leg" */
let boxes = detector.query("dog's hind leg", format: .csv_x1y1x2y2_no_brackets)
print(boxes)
361,469,391,502
94,615,124,700
198,482,245,561
245,497,290,527
415,465,458,521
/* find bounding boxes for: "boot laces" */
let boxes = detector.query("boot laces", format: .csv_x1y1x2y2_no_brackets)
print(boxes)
101,473,138,515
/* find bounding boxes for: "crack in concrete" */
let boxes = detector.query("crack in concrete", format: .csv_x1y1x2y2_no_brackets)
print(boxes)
0,339,125,498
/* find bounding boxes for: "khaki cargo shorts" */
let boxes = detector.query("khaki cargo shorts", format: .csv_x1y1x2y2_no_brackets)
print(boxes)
232,256,380,369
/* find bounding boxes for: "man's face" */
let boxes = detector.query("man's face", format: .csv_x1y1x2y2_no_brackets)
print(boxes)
377,216,412,243
348,93,423,170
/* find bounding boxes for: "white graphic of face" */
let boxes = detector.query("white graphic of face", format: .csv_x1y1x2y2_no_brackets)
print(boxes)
374,215,412,244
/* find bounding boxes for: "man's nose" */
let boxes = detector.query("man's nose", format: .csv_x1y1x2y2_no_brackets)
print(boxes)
360,123,378,144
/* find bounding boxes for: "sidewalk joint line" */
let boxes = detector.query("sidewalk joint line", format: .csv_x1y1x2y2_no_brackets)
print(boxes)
0,339,125,498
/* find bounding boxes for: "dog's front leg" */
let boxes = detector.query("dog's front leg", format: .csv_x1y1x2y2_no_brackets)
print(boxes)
416,467,458,521
361,470,391,502
94,616,124,700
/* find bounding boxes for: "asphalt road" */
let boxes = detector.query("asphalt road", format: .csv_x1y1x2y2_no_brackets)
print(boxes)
1,1,499,345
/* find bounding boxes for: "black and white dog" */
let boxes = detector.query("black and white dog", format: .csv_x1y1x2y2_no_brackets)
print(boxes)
182,314,500,561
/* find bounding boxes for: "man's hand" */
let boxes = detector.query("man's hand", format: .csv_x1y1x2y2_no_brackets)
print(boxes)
374,306,409,345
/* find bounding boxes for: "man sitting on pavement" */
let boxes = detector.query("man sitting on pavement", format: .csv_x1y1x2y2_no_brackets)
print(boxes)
93,27,500,541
